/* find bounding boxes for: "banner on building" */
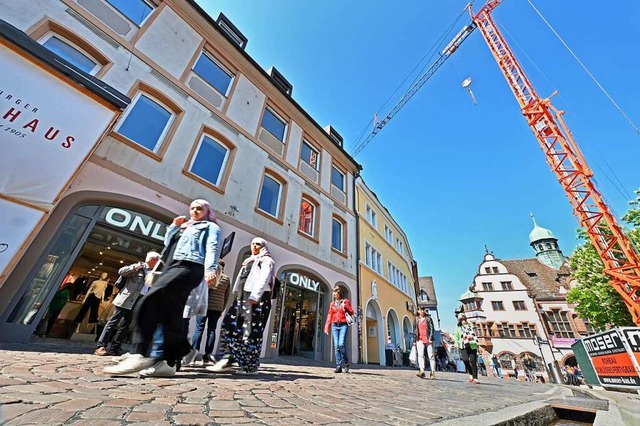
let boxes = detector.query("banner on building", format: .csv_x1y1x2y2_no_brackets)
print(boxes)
0,40,119,279
581,328,640,389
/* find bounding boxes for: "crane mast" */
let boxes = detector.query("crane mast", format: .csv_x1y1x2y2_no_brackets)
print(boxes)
472,1,640,325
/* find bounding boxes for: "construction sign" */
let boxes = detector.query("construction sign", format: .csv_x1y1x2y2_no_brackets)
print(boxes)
582,328,640,389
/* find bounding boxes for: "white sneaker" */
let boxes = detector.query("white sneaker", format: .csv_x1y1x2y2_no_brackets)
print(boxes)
205,358,233,373
111,352,131,363
103,354,156,375
181,348,197,366
140,360,176,378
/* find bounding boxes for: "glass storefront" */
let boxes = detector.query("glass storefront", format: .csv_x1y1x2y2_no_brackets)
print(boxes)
270,270,325,359
2,204,167,340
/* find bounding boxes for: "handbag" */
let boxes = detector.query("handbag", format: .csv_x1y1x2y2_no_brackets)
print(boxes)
183,279,209,318
341,301,355,326
144,260,163,287
409,344,418,364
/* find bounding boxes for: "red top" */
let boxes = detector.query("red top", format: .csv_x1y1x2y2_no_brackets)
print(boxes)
324,299,354,333
417,318,430,344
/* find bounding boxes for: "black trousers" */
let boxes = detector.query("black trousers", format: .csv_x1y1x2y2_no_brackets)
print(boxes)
132,261,203,364
461,346,479,379
74,293,101,324
97,299,139,351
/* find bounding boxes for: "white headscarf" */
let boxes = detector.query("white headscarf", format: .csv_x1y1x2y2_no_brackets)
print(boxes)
242,237,270,266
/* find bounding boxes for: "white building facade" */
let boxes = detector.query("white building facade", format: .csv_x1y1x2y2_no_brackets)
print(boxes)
459,219,593,380
0,0,361,363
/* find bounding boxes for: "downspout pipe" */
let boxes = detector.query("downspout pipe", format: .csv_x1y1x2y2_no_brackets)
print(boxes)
354,173,362,364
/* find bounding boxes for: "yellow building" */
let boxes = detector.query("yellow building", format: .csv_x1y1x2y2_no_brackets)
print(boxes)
356,178,418,365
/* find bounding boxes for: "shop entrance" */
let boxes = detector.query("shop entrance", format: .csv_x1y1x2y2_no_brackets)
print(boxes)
279,286,319,357
1,205,167,342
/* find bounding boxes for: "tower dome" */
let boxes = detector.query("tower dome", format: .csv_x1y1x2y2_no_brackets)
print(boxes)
529,222,555,243
528,213,565,269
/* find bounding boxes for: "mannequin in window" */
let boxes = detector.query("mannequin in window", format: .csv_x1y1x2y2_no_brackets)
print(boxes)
73,272,109,329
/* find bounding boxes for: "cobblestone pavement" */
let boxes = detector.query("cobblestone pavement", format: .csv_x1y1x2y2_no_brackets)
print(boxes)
0,339,567,425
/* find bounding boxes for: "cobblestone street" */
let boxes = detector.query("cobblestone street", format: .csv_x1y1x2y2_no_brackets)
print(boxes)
0,339,580,425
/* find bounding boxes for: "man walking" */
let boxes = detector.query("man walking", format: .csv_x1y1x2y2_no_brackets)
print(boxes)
94,252,161,356
190,259,230,364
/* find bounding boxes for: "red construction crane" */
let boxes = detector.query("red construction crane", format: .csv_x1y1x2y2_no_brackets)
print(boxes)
473,0,640,325
355,0,640,325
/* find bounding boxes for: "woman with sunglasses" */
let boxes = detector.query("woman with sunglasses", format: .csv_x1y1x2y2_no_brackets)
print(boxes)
324,286,354,373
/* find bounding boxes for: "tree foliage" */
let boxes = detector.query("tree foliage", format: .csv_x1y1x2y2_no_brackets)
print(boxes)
566,190,640,330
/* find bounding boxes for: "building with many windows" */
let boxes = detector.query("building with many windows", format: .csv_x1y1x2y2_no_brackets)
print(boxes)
458,218,593,379
356,177,418,365
0,0,362,364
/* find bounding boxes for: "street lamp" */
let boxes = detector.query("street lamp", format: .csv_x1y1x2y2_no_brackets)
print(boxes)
532,330,564,384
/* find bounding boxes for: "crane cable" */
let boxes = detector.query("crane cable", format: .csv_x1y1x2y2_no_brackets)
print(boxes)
527,0,640,138
348,5,470,155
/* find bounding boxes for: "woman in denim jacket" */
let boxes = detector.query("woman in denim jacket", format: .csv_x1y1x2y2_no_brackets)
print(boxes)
105,199,220,377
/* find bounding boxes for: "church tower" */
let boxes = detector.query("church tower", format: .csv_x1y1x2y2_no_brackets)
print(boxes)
529,213,565,269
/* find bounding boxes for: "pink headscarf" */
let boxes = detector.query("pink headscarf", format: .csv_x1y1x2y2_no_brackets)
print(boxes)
182,199,217,228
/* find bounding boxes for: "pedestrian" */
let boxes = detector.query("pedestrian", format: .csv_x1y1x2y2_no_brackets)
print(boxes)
42,281,72,336
436,344,448,371
523,354,537,382
477,352,487,376
207,237,275,375
104,199,220,377
94,252,161,356
413,306,436,379
513,357,520,380
190,259,230,364
324,286,355,373
491,354,503,378
454,313,480,384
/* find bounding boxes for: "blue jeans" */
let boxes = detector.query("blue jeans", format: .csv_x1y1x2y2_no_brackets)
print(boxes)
191,310,222,355
331,323,348,367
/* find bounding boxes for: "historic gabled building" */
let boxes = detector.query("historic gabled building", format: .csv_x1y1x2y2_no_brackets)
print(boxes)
458,217,593,379
356,177,418,364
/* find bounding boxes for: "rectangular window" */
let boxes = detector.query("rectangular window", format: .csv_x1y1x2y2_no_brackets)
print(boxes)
491,301,505,311
520,323,533,338
106,0,153,25
42,36,98,74
484,267,491,274
300,141,320,170
331,166,345,192
261,108,287,142
513,301,527,311
548,310,573,338
189,135,229,186
331,218,343,252
299,199,316,236
396,238,404,255
258,175,282,217
482,282,494,291
192,52,234,96
508,324,517,337
492,267,499,273
501,281,513,290
117,94,172,152
384,225,393,244
365,242,382,274
496,323,506,337
365,204,377,227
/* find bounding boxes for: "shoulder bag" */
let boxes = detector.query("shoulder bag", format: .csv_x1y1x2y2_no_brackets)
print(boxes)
341,300,355,326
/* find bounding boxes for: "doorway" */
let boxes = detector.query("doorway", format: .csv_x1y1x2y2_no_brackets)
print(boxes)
1,204,167,342
278,285,319,358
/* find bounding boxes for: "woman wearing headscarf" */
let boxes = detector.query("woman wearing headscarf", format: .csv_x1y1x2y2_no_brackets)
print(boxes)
324,286,354,373
105,199,220,377
454,313,480,384
207,237,275,375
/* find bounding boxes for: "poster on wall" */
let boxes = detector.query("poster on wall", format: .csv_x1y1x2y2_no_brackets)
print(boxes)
0,43,116,207
0,198,44,277
582,328,640,389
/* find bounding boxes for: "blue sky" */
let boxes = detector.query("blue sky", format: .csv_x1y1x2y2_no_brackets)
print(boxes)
196,1,640,332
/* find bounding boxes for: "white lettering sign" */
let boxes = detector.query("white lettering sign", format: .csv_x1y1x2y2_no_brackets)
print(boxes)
104,208,166,241
287,272,320,292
